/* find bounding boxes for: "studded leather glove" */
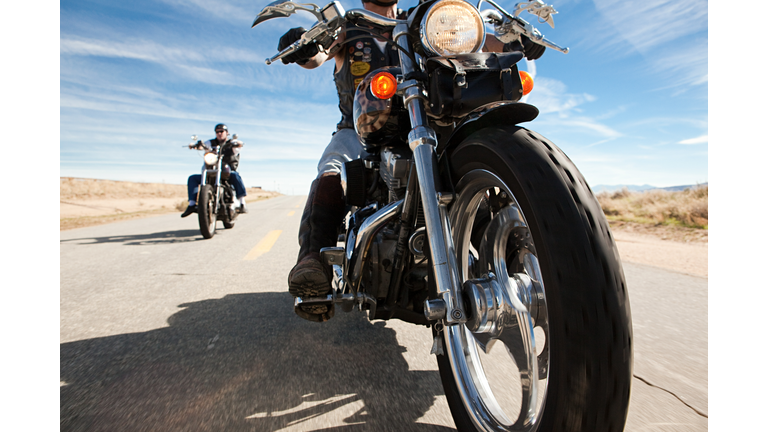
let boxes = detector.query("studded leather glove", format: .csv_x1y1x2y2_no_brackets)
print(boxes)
278,27,320,65
503,35,546,61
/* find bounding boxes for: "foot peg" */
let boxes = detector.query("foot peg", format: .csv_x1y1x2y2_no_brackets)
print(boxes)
294,295,335,322
320,247,344,266
294,294,334,308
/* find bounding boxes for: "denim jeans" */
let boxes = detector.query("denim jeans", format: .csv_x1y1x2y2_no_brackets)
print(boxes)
187,171,246,203
316,128,369,178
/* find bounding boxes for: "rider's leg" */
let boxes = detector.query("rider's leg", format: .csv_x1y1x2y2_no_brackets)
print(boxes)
182,174,201,217
229,171,247,199
288,129,368,322
187,174,201,204
229,171,248,212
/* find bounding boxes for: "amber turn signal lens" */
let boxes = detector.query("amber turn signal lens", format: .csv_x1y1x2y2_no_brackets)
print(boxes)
519,70,534,96
371,72,398,99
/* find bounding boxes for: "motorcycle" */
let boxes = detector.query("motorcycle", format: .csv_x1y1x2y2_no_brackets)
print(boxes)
188,134,244,239
253,1,632,430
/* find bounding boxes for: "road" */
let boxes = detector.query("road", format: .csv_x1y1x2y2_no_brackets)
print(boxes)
60,195,708,431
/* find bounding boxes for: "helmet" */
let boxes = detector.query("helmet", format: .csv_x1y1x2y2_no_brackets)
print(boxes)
214,123,228,132
353,66,407,149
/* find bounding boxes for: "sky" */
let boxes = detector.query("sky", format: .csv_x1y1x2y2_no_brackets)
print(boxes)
58,0,708,195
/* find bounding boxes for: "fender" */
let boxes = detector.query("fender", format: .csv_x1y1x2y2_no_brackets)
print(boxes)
436,102,539,158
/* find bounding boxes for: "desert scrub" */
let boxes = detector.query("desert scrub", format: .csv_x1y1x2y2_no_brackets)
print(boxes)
596,185,708,229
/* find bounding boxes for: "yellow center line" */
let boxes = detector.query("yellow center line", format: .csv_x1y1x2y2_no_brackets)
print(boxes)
287,210,295,217
244,230,282,261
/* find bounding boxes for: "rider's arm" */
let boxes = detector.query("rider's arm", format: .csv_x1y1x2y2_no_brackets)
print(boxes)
483,35,505,53
484,34,546,60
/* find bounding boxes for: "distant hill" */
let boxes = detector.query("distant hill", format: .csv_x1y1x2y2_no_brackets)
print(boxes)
591,182,708,194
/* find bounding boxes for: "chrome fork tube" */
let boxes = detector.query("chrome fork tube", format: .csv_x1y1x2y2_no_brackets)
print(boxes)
394,24,465,325
214,159,223,212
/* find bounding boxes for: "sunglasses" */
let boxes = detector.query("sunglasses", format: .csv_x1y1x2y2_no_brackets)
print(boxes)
216,130,227,133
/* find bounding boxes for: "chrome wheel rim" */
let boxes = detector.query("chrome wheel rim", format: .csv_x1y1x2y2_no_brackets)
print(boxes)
446,169,549,431
207,191,216,232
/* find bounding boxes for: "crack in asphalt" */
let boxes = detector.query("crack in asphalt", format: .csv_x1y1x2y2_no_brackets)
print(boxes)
634,374,707,418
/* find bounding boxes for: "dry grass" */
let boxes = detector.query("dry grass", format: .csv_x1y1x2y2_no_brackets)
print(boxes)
60,177,280,230
596,185,708,229
60,177,188,200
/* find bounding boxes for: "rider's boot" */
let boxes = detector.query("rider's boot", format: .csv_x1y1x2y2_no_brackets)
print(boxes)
288,174,346,322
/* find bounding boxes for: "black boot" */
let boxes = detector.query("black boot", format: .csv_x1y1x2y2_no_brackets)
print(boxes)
288,174,347,322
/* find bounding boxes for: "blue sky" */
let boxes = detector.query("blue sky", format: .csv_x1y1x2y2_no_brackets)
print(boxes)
59,0,707,195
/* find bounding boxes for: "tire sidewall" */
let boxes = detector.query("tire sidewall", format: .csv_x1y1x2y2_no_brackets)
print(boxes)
198,184,216,239
439,125,632,431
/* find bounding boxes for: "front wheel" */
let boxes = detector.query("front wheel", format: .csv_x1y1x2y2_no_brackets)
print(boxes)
198,184,216,239
437,125,632,431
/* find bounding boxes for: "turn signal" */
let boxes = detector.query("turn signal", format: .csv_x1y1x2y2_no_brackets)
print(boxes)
519,71,534,96
371,72,398,99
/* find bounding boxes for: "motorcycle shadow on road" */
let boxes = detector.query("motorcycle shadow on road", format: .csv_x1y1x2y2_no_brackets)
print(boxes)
60,229,205,246
61,292,454,431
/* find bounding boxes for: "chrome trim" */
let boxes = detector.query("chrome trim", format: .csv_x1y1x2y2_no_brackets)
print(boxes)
408,227,427,258
340,162,348,197
346,9,404,29
424,299,447,321
445,168,550,431
347,200,403,293
408,126,437,152
413,144,465,325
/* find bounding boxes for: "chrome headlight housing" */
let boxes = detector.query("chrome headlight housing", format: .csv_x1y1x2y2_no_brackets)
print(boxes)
204,152,218,166
420,0,486,56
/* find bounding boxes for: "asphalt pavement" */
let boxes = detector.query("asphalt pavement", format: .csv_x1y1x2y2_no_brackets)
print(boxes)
60,195,708,431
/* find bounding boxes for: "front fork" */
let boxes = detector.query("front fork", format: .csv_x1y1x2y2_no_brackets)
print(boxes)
394,24,465,326
198,163,223,214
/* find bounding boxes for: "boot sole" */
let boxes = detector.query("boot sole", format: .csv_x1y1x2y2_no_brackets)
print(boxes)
288,264,333,319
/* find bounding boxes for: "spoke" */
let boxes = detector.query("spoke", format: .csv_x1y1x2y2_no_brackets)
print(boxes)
497,311,537,427
448,169,550,431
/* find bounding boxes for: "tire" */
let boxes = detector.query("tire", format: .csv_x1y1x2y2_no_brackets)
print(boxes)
437,125,633,431
198,184,217,239
223,186,237,229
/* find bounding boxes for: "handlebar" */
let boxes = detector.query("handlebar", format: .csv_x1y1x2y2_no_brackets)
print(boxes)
187,141,244,150
257,0,567,65
263,1,348,65
482,8,568,54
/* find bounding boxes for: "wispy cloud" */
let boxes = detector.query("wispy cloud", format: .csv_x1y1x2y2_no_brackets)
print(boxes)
527,77,622,142
592,0,707,54
157,0,254,21
526,77,597,114
678,134,707,145
648,39,708,90
61,37,205,63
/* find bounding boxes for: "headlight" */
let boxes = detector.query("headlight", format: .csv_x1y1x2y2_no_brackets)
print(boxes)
204,152,218,166
420,0,485,56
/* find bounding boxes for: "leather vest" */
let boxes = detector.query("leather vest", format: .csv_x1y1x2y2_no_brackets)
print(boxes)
334,17,403,130
207,139,240,171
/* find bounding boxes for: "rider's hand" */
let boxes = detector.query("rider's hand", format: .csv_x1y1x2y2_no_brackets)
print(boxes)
278,27,319,65
504,35,546,60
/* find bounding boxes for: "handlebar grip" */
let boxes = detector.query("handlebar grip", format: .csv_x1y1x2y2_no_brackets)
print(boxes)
266,41,301,65
531,34,569,54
